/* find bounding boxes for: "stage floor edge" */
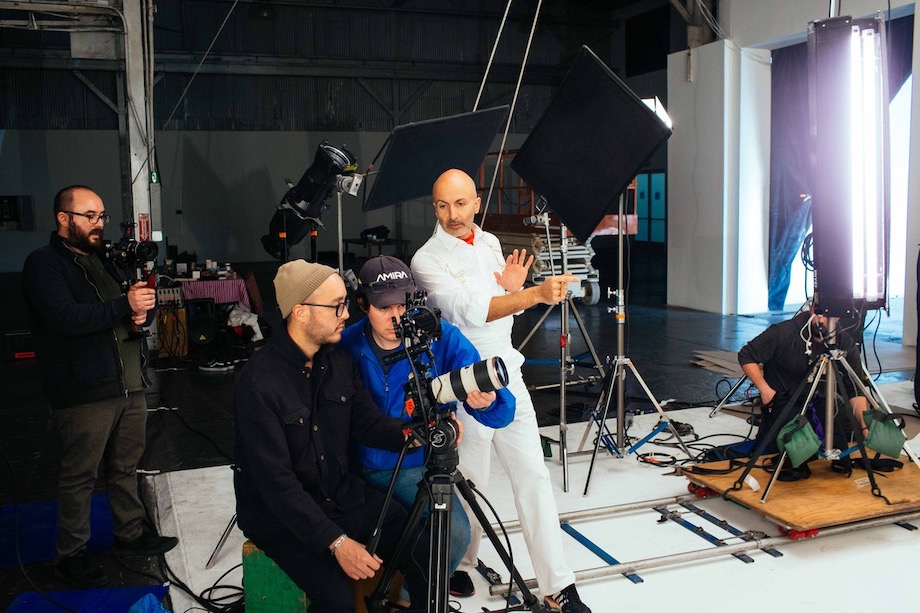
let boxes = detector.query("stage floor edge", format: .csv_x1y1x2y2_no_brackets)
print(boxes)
682,454,920,531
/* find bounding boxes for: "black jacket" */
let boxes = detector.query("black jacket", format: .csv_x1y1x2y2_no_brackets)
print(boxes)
738,311,864,399
22,232,152,410
233,330,407,553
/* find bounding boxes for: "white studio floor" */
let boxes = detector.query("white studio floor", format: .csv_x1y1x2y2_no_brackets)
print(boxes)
152,381,920,613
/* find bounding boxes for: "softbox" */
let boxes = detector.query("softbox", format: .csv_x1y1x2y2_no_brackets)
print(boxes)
363,106,508,211
511,46,672,244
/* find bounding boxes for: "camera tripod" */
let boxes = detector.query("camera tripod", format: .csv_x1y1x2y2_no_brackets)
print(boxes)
365,417,548,613
516,210,606,492
728,318,915,504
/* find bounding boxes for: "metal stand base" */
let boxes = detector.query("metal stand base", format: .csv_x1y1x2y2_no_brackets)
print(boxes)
579,356,694,496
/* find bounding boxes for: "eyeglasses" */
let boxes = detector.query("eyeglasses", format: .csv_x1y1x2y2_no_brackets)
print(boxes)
299,299,350,317
64,211,111,225
366,277,414,293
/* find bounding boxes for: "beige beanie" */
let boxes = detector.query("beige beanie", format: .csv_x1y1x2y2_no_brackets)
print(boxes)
274,260,337,319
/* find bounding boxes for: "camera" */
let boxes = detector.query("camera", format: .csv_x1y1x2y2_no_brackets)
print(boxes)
386,291,509,470
104,237,159,268
388,292,509,407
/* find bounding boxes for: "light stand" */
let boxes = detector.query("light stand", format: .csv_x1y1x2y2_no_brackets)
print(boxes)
503,46,675,494
515,211,607,492
334,173,363,272
580,193,692,496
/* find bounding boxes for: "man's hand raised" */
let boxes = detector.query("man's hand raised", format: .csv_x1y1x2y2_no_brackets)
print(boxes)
494,249,534,293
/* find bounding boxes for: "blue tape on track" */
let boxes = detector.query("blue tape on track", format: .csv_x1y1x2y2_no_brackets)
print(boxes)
560,523,643,584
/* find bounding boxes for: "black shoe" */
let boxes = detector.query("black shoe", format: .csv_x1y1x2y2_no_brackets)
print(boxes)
778,461,812,482
199,357,235,372
55,551,110,588
113,531,178,557
544,584,591,613
449,570,475,597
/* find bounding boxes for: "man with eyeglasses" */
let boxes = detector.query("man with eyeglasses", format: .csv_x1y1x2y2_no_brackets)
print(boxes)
21,185,178,589
233,259,432,612
339,256,514,605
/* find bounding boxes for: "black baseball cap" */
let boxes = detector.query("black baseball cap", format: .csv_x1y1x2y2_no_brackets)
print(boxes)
357,256,416,308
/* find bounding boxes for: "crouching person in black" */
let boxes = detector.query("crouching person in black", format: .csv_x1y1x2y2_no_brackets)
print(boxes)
233,260,430,612
738,302,868,479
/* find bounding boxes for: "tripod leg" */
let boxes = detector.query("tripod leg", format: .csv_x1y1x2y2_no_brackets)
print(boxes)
624,360,694,457
454,475,543,611
559,294,571,492
759,450,789,503
576,357,616,452
516,303,555,352
709,375,749,418
568,296,606,378
830,362,890,502
366,483,430,613
205,513,237,570
845,359,920,468
583,361,622,496
427,474,455,613
758,359,832,503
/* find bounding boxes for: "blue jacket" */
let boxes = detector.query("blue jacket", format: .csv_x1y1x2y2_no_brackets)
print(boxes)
340,317,515,471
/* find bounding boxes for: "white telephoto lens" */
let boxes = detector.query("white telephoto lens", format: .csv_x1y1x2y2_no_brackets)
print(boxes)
432,357,509,405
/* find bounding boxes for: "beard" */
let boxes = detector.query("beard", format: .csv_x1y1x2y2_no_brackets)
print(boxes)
66,222,104,254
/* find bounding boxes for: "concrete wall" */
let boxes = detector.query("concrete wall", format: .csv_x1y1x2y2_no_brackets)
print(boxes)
0,129,528,273
0,130,123,273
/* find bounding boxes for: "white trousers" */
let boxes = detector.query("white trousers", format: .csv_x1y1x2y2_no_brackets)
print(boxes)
456,370,575,597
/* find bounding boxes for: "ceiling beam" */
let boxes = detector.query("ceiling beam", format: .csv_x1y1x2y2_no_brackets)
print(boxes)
0,48,566,85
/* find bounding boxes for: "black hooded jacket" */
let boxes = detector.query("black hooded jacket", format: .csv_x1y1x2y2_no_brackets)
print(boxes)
22,232,152,410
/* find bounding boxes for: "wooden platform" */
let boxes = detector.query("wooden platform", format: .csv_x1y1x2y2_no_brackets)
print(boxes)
683,454,920,531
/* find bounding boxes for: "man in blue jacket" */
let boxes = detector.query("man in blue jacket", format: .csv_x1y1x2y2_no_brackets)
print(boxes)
22,185,177,589
340,256,514,601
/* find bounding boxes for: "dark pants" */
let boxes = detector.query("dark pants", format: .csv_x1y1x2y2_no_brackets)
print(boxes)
53,391,148,558
250,487,429,613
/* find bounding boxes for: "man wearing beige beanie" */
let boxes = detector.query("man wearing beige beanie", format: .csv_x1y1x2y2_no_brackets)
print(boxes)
233,259,429,612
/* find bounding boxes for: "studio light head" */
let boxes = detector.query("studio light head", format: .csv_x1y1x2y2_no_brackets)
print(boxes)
808,15,890,317
285,142,358,221
261,141,358,260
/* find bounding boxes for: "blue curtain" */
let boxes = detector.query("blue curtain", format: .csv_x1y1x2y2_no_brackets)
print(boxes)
767,43,810,311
